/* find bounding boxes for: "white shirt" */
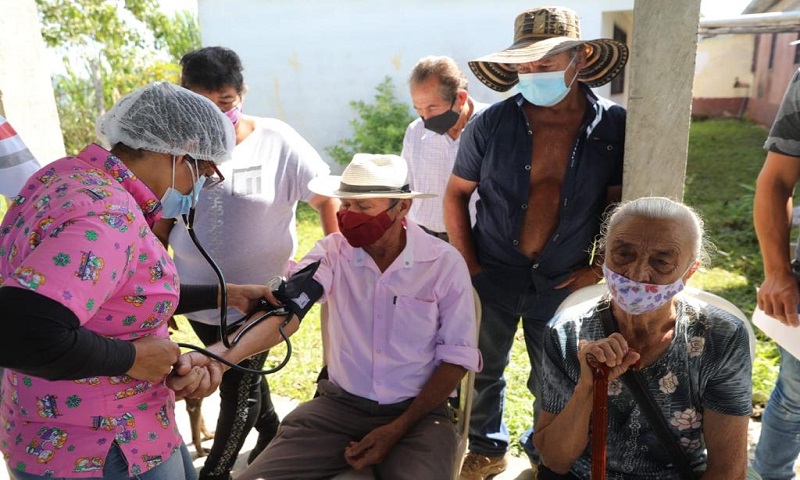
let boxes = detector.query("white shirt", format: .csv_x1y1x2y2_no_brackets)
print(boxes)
401,100,487,232
169,117,330,324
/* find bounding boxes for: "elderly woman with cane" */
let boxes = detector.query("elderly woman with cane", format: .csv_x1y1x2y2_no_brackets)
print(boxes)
533,197,759,480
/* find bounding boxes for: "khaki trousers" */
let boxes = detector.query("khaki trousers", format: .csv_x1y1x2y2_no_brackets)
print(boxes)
238,380,457,480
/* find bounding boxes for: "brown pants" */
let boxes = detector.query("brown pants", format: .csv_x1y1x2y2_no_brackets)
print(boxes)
238,380,457,480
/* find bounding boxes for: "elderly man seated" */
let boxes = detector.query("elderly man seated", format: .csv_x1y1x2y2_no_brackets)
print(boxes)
173,153,482,480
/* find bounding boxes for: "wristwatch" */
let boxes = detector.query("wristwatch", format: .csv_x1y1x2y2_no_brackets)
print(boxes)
266,275,286,293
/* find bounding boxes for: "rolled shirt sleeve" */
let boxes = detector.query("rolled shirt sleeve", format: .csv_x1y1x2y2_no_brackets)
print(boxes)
433,256,482,372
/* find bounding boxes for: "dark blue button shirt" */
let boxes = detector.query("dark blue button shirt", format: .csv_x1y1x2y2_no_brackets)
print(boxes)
453,87,625,293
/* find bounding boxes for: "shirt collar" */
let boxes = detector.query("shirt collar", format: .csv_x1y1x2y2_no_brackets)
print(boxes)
419,122,460,145
348,221,438,270
514,84,602,136
77,144,163,227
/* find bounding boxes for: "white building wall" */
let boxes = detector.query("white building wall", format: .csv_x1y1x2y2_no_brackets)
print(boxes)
603,10,634,105
694,34,755,98
0,0,64,164
198,0,633,168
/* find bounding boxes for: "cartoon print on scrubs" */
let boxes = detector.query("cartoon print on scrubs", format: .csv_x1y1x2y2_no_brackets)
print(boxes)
25,427,68,464
0,145,184,477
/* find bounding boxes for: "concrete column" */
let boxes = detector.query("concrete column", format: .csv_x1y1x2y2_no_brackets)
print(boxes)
622,0,702,201
0,0,65,163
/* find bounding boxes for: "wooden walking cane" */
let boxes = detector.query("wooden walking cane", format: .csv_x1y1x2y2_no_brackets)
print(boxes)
590,360,610,480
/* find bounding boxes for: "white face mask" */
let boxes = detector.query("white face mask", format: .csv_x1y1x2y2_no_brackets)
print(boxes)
602,263,692,315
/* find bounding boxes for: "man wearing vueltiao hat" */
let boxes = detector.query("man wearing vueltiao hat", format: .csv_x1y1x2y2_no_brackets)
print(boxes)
444,6,628,479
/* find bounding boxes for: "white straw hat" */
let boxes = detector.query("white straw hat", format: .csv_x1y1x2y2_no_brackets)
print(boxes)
308,154,435,199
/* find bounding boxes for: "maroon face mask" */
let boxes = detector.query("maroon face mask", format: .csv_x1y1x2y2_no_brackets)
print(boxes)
336,208,395,248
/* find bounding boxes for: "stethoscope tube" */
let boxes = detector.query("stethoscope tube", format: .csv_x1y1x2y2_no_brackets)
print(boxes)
184,208,231,348
176,308,293,375
174,207,293,376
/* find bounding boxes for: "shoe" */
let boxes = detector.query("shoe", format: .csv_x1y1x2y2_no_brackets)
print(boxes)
459,452,508,480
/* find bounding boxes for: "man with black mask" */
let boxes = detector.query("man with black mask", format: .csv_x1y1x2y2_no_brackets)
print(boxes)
402,56,486,242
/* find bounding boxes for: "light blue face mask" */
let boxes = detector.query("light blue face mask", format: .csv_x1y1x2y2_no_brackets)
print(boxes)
160,156,206,219
516,56,579,107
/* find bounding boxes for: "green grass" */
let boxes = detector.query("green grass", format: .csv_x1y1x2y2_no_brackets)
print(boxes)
684,118,780,410
0,118,782,456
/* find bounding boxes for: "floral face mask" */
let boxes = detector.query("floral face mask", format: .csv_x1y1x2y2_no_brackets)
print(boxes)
602,263,693,315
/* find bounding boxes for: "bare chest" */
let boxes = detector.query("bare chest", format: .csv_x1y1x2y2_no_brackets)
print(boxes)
527,109,584,179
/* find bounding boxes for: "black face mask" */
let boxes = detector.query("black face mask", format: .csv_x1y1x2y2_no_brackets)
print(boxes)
422,98,459,135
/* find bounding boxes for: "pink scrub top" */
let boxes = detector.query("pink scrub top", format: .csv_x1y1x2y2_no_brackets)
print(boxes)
0,144,183,477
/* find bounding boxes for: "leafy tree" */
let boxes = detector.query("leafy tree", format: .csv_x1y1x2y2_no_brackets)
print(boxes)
36,0,200,154
326,76,415,165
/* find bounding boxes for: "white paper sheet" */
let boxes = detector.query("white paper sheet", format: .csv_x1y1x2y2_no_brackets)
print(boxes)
752,307,800,359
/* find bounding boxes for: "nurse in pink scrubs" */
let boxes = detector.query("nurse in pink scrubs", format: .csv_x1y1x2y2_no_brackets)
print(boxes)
0,82,270,480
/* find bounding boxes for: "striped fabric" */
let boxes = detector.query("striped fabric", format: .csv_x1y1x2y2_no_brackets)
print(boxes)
0,115,41,197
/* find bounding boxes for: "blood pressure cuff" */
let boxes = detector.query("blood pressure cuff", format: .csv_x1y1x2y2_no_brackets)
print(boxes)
273,261,323,323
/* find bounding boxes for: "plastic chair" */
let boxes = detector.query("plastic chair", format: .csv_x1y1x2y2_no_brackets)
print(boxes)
334,288,482,480
555,284,756,362
452,288,482,476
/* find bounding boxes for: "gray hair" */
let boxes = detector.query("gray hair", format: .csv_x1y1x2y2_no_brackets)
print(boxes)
409,56,468,103
600,197,710,264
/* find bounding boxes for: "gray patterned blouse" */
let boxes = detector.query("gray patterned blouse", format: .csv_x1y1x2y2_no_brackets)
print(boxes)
541,295,753,479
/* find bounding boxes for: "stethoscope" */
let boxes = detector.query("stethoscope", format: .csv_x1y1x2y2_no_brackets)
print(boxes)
170,164,294,376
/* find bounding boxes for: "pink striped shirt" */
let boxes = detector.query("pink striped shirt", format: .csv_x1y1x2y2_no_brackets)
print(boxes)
0,115,41,197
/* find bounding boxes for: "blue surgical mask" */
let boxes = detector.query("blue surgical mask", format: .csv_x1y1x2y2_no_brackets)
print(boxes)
517,57,579,107
160,156,206,219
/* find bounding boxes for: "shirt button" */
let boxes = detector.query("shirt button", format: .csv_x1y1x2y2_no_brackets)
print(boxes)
532,263,539,269
607,145,614,151
512,240,519,246
521,204,528,209
524,165,531,171
376,349,382,354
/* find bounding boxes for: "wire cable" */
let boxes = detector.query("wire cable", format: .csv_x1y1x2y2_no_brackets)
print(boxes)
175,207,293,374
183,209,231,348
176,304,294,375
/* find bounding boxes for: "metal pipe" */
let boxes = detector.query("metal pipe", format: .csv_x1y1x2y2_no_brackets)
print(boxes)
699,11,800,35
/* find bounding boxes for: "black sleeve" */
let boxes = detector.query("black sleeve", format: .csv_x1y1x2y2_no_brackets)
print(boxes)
176,284,218,314
0,286,136,380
